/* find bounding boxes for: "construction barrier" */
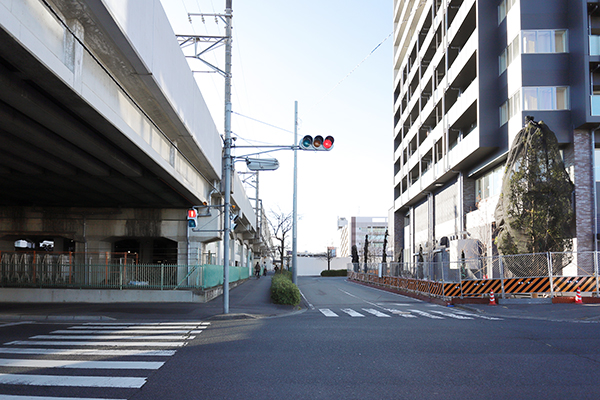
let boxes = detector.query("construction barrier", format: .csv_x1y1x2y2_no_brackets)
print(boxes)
348,250,600,300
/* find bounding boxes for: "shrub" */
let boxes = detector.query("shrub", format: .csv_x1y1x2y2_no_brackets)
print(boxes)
270,271,301,305
320,269,348,277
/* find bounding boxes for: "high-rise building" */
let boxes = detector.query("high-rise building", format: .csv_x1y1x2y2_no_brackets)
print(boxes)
393,0,599,264
339,217,390,261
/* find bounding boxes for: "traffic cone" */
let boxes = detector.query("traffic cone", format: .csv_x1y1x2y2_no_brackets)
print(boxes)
489,290,497,306
575,287,583,304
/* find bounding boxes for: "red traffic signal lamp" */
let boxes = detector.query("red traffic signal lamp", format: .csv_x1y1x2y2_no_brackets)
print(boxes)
300,135,334,151
187,208,197,228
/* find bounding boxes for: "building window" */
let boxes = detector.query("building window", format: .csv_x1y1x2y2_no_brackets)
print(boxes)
500,90,521,126
522,30,568,54
498,0,516,24
522,86,569,111
499,35,520,74
476,165,504,203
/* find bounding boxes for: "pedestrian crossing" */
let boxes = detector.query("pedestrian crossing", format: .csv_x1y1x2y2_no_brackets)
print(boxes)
0,320,208,399
317,307,502,321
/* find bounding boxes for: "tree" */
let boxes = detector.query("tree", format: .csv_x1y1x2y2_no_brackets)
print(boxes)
495,118,574,273
326,247,334,271
382,230,389,263
267,209,293,271
351,245,359,272
363,235,369,272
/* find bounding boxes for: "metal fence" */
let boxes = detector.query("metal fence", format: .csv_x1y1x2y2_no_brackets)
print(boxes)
0,251,249,290
348,251,600,298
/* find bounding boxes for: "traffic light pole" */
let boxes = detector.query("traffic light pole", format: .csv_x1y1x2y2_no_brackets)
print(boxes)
222,0,233,314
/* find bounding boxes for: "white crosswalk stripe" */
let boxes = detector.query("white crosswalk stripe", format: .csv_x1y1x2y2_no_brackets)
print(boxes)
452,310,503,320
0,321,207,397
383,308,417,318
408,309,446,319
315,308,504,321
362,308,391,317
319,308,339,317
428,310,474,320
340,308,364,317
0,358,165,370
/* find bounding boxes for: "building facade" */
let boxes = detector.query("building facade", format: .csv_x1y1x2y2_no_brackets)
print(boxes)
338,217,390,262
393,0,600,264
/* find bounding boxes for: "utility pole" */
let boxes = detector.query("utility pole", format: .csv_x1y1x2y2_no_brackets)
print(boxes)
292,101,298,285
179,2,233,314
222,0,233,314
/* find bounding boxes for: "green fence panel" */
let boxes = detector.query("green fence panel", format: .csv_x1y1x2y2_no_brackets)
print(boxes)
240,266,250,279
203,264,224,289
229,266,239,283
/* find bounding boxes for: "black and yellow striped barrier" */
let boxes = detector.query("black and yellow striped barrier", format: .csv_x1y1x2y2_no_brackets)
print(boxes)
348,271,599,299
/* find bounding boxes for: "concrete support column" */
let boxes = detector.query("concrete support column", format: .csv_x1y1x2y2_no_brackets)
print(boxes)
393,210,405,262
573,128,594,253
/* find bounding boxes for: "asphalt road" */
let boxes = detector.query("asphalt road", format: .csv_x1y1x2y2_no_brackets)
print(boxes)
0,277,599,400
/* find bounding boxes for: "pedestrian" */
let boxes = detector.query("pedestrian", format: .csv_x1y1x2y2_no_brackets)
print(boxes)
254,262,260,279
263,265,267,276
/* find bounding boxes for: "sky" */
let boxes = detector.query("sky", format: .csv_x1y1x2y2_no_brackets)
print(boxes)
160,0,394,253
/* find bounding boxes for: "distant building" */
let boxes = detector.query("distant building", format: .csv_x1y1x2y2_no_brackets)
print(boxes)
338,217,390,262
337,217,350,257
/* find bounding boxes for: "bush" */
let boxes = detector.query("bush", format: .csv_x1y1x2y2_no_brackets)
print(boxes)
320,269,348,277
270,271,301,305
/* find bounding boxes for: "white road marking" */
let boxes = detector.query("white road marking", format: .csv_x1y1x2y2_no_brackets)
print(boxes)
0,358,164,370
362,308,391,318
408,309,445,319
383,308,417,318
319,309,338,317
82,322,209,326
452,310,503,320
30,335,194,340
0,373,146,388
428,310,474,320
0,347,176,356
4,341,186,347
340,308,364,317
54,329,204,335
69,325,204,330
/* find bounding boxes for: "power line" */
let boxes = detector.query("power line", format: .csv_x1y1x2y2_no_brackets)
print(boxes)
307,31,393,113
232,111,294,134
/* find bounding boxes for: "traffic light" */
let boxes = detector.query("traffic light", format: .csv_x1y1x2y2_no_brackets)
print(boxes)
299,135,334,151
322,135,334,150
187,208,197,228
300,135,313,150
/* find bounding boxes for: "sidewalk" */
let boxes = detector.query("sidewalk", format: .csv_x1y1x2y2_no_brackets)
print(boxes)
0,273,300,322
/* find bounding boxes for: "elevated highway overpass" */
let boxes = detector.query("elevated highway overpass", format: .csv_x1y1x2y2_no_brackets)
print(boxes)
0,0,266,270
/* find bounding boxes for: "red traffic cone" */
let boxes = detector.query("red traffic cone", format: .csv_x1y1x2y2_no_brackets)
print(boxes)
575,287,583,304
489,290,497,306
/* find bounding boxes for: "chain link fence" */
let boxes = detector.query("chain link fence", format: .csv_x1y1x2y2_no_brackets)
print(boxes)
348,251,600,298
0,251,249,290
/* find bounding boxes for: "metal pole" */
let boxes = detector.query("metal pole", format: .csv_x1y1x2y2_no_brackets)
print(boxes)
547,252,554,298
292,101,298,285
222,0,233,314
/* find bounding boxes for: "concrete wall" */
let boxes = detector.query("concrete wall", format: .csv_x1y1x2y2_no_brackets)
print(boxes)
297,257,352,276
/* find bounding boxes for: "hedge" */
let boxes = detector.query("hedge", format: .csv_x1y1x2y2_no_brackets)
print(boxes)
320,269,348,277
270,270,301,305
